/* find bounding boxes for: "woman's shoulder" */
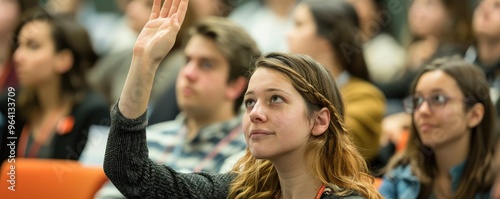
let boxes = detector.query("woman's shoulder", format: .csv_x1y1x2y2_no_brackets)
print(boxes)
343,78,385,99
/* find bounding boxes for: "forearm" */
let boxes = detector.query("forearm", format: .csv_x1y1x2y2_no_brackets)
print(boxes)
103,103,234,198
118,56,159,119
103,102,152,198
103,103,182,198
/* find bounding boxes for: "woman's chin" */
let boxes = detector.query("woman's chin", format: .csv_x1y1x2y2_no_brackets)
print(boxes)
249,149,270,160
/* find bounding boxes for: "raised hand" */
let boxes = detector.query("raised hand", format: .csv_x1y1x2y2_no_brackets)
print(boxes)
118,0,189,119
134,0,189,63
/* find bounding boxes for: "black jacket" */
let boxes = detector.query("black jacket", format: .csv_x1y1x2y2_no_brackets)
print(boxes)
0,89,110,164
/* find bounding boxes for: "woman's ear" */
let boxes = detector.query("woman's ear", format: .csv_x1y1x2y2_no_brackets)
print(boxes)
55,49,73,73
311,107,330,136
467,103,484,128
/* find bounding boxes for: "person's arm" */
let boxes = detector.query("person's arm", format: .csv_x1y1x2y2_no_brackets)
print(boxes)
103,104,234,198
118,0,187,119
104,0,234,198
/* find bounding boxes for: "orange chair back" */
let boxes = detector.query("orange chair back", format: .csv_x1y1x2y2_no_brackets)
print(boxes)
374,177,383,189
396,129,410,153
0,158,108,199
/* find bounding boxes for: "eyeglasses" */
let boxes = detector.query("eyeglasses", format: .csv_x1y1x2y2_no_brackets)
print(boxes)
402,94,457,114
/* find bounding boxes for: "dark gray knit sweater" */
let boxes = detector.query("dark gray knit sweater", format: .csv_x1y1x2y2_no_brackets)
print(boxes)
103,104,364,199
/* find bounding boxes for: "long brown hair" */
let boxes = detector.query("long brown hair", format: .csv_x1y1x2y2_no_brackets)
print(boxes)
305,0,370,82
228,52,382,199
385,57,497,199
14,9,97,117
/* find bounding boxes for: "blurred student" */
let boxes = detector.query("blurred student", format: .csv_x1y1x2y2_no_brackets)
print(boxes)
346,0,406,85
466,0,500,115
377,0,474,101
287,0,386,161
0,9,110,163
379,57,498,199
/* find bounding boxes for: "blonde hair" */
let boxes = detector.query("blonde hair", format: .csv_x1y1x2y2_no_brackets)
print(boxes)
227,52,382,199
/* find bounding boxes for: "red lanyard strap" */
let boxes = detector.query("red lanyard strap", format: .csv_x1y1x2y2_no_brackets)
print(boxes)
18,107,66,157
315,184,326,199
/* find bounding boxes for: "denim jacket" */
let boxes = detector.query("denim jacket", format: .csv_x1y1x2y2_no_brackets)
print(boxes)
378,162,491,199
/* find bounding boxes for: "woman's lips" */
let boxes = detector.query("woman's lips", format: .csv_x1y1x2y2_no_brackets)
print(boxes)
249,129,273,138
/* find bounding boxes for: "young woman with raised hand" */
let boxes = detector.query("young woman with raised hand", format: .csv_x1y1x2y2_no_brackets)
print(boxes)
103,0,382,198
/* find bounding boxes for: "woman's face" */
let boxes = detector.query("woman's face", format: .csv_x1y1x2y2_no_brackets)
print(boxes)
288,4,330,58
243,67,314,161
408,0,451,38
473,0,500,39
14,21,60,87
412,70,474,148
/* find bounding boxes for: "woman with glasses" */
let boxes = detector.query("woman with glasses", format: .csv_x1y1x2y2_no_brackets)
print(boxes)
379,56,498,199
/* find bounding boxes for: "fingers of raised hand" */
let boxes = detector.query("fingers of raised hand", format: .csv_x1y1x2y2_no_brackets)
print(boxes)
160,0,174,18
149,0,162,20
154,0,188,22
176,0,188,24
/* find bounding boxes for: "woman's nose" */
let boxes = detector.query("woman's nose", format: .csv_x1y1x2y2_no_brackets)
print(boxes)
249,101,267,123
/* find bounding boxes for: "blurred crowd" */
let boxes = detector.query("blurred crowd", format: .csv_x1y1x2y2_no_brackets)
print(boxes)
0,0,499,198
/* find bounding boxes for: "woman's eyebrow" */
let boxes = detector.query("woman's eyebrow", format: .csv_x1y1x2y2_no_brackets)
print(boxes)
245,88,292,96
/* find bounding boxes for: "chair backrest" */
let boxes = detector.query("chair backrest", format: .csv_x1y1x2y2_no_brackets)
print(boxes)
0,158,108,199
374,177,383,189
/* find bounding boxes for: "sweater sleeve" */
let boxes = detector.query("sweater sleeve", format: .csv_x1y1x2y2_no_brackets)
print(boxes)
103,102,234,199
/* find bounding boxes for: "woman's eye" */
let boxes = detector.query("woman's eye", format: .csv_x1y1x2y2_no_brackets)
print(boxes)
431,94,448,105
244,99,255,108
270,95,284,103
26,41,39,50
